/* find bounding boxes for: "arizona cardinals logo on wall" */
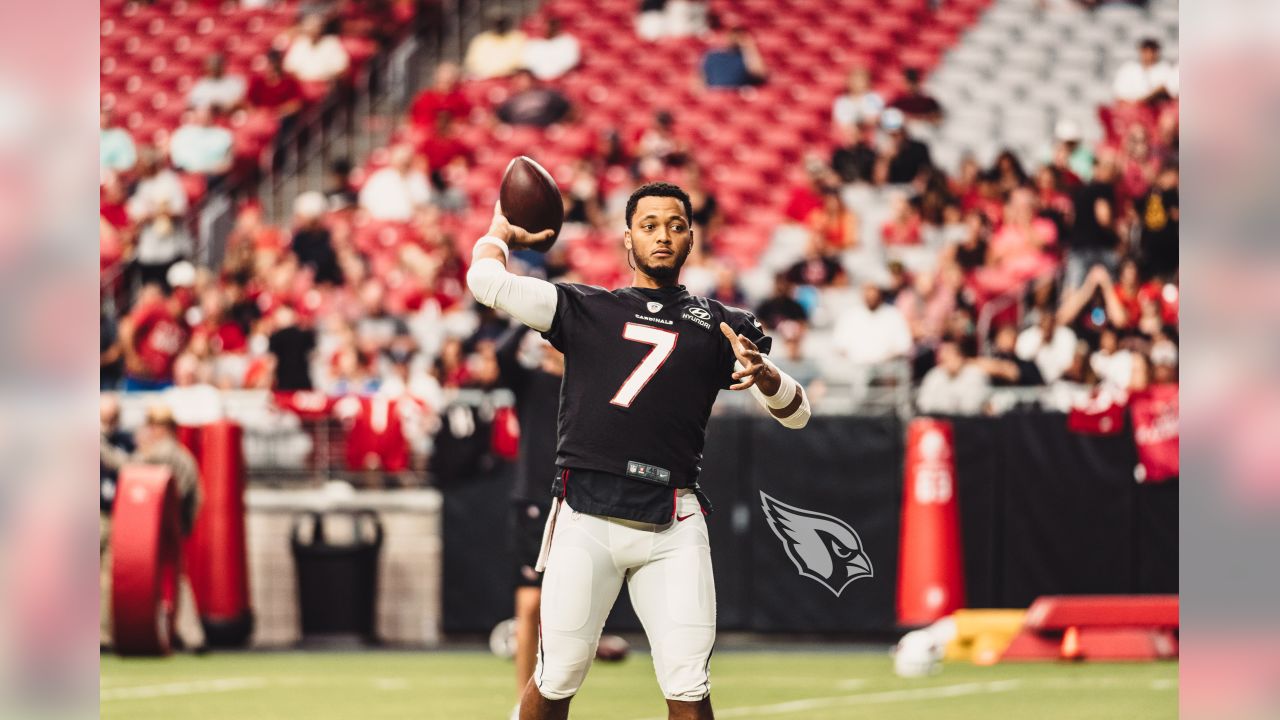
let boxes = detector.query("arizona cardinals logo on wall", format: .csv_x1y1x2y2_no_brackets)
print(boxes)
760,491,873,597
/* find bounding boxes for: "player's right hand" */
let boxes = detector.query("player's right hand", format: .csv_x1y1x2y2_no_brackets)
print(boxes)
489,201,555,249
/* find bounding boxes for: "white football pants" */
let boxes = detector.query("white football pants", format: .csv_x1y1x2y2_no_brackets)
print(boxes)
533,489,716,702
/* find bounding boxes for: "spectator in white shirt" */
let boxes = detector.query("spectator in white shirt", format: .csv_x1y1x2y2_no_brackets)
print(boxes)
186,53,246,112
169,105,234,177
358,144,433,222
636,0,667,40
522,18,580,81
636,0,709,41
284,13,350,84
918,340,990,415
464,14,527,79
663,0,709,38
127,149,193,286
1113,37,1178,104
164,353,225,426
1015,313,1077,383
1089,326,1134,391
378,347,445,408
100,108,137,173
832,66,885,130
833,283,913,366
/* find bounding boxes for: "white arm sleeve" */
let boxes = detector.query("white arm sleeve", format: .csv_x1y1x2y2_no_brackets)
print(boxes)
466,256,559,333
740,360,812,429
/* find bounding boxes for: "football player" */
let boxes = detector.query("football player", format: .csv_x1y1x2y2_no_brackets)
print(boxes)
468,182,810,720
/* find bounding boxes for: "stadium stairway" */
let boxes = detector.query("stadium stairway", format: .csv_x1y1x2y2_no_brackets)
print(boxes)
921,0,1179,172
445,0,992,270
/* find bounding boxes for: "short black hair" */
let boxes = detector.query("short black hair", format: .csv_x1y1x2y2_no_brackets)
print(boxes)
625,182,693,228
1139,37,1161,52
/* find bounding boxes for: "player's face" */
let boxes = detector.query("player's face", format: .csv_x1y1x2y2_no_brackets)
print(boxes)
627,196,693,282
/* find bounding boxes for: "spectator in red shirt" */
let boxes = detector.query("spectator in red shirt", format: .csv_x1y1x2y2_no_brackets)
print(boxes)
972,186,1058,299
99,171,131,232
807,189,859,252
783,158,837,223
951,155,981,204
190,286,248,356
1117,124,1160,204
409,62,472,130
433,337,471,389
1111,254,1177,330
119,285,191,391
248,50,304,122
248,50,305,169
1137,274,1179,333
1034,166,1074,234
101,216,124,277
880,192,923,247
415,111,473,171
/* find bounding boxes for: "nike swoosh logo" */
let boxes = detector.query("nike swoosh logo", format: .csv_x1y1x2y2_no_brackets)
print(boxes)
676,513,695,522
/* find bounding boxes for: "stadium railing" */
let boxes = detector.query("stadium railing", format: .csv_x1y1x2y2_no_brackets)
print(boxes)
114,367,1083,488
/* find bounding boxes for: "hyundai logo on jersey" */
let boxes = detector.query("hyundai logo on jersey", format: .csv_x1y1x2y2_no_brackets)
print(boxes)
681,307,713,330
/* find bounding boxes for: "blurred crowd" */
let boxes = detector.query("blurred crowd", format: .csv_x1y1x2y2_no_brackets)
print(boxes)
100,0,417,288
100,0,1179,460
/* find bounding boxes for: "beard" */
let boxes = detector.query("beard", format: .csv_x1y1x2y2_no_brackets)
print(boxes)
633,246,690,283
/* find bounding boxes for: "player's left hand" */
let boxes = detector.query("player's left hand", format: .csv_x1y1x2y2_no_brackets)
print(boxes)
721,322,767,391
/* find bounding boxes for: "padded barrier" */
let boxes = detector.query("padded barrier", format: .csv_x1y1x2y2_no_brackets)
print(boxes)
111,465,181,656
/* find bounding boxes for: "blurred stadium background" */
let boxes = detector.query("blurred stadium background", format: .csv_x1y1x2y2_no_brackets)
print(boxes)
98,0,1179,716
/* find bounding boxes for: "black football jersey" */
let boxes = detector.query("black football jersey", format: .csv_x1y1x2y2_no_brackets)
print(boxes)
540,282,772,523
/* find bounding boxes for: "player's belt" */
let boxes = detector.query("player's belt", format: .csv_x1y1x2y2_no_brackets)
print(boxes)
625,460,672,486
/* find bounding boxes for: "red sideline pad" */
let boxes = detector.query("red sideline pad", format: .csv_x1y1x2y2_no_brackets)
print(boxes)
1002,595,1179,662
1025,595,1178,630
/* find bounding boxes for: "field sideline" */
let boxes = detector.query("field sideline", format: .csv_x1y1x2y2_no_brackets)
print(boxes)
101,650,1177,719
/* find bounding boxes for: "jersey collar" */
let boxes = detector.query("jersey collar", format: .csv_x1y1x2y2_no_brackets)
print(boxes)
622,285,691,310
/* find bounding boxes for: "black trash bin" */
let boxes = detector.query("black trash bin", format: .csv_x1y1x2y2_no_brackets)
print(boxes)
290,509,383,644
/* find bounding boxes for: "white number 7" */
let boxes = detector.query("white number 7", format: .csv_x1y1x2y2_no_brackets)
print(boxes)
611,322,678,407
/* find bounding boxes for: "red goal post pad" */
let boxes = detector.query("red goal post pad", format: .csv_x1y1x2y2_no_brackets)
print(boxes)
111,464,182,656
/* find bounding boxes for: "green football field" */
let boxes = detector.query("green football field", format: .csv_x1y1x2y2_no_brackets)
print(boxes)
101,650,1177,719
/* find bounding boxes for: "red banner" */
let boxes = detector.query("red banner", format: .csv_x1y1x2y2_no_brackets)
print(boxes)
272,390,339,419
1067,388,1128,436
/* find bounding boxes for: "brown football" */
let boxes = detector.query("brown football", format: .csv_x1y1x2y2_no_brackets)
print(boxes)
594,634,630,662
499,156,563,253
